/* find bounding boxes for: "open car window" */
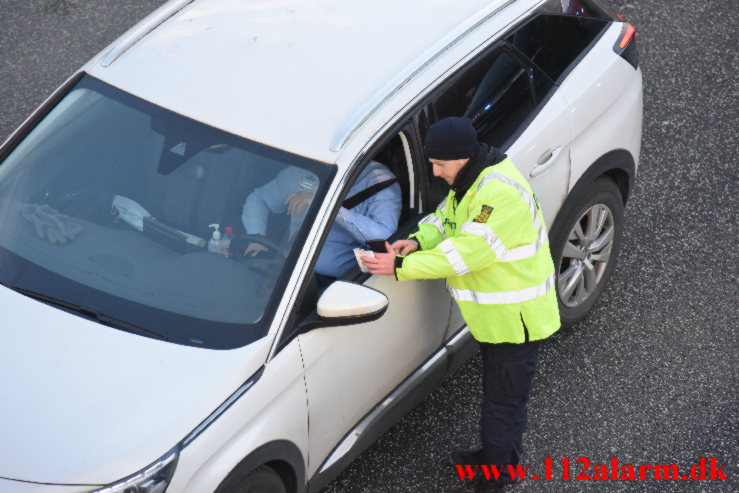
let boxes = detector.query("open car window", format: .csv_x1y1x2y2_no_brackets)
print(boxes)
0,75,334,349
417,42,557,209
505,13,608,82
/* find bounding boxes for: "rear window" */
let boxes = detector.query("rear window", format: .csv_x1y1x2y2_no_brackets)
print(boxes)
506,14,608,82
426,45,554,150
418,45,555,207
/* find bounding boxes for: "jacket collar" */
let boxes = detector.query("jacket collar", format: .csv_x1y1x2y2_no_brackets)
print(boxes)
450,144,506,201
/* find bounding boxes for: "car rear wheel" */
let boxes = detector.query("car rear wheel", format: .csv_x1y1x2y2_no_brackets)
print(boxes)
550,177,624,327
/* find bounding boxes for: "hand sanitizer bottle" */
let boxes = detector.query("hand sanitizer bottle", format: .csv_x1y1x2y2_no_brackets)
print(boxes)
208,224,222,254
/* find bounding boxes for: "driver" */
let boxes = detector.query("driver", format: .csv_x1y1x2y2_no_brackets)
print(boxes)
241,160,402,286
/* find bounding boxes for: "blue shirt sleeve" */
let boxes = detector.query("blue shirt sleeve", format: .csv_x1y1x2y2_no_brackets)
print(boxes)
334,161,402,243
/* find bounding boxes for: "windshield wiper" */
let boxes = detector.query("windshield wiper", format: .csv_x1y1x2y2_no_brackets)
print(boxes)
12,286,169,341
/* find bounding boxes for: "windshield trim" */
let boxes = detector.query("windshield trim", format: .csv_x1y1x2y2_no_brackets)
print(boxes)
0,72,86,162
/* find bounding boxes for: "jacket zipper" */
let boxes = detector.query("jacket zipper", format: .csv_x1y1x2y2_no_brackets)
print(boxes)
520,313,530,343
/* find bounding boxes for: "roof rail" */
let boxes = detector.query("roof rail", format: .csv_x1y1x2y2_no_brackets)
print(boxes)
101,0,195,67
329,0,517,152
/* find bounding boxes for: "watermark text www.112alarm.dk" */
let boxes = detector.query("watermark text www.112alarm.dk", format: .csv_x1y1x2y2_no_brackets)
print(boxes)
455,457,728,482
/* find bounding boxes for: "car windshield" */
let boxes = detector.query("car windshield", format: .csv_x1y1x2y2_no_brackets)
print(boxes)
0,75,334,349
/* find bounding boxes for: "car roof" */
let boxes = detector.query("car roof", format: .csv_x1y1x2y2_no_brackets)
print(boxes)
87,0,517,164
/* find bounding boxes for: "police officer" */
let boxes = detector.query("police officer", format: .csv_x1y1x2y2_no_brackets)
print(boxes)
362,117,560,491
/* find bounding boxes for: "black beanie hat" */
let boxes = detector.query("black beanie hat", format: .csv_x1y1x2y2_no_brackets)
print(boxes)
425,117,480,160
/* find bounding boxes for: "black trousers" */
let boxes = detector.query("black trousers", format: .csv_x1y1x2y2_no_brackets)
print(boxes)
479,340,541,483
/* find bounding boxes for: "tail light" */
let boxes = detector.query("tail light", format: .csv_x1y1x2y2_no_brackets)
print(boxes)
618,23,636,49
613,22,638,69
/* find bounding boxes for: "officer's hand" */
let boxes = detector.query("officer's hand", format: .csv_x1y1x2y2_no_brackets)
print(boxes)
391,239,419,256
244,241,268,257
284,190,314,216
361,241,396,276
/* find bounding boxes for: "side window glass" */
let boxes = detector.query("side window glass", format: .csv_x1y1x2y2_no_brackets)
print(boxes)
312,137,406,284
505,14,608,82
281,134,409,345
428,47,545,150
465,50,533,147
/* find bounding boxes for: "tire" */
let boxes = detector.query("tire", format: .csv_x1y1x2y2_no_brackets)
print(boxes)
227,465,287,493
550,177,624,327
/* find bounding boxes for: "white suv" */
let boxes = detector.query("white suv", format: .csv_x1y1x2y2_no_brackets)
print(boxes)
0,0,641,492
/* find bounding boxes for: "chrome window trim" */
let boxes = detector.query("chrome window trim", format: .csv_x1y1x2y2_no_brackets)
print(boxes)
398,131,415,208
182,367,264,447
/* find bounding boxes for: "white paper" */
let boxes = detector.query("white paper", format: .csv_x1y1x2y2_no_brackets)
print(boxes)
353,248,375,273
111,195,152,231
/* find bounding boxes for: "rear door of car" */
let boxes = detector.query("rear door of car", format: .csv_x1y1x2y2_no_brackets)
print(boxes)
504,13,632,192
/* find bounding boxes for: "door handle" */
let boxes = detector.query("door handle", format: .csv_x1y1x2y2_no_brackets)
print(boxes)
530,146,562,178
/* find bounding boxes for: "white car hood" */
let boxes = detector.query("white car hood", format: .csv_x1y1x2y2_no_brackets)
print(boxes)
0,285,272,485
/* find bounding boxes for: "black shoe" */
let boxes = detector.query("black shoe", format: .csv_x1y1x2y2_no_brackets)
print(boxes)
449,448,483,466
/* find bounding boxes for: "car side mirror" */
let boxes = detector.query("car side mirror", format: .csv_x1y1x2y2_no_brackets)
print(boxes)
299,281,388,333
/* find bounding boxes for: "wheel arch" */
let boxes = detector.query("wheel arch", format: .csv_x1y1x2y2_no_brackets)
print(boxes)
555,149,634,236
214,440,305,493
549,162,628,326
574,149,634,202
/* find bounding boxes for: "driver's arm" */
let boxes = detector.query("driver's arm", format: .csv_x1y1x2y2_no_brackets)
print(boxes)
335,183,401,243
242,166,315,235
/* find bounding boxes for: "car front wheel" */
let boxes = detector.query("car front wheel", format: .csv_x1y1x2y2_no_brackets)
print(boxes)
550,177,624,327
226,465,287,493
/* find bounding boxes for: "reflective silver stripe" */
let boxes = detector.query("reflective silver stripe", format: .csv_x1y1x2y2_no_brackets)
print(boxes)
439,239,470,276
460,221,549,262
477,172,538,223
448,274,555,305
437,197,448,215
459,222,507,258
420,215,446,238
470,172,548,262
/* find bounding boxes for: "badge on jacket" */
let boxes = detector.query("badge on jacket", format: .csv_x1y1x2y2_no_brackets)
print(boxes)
473,205,493,223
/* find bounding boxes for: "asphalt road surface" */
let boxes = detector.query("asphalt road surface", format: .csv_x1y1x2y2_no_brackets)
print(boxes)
1,1,736,492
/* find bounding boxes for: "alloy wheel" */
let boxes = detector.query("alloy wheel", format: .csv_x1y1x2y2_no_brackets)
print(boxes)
557,203,615,308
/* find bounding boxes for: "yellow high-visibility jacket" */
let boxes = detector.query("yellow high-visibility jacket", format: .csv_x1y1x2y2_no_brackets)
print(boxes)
397,157,560,343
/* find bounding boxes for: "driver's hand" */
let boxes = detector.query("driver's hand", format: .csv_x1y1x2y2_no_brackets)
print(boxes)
285,190,314,217
391,239,419,256
244,241,268,257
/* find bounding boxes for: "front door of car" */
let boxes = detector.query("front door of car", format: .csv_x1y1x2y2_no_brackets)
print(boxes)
297,146,452,478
